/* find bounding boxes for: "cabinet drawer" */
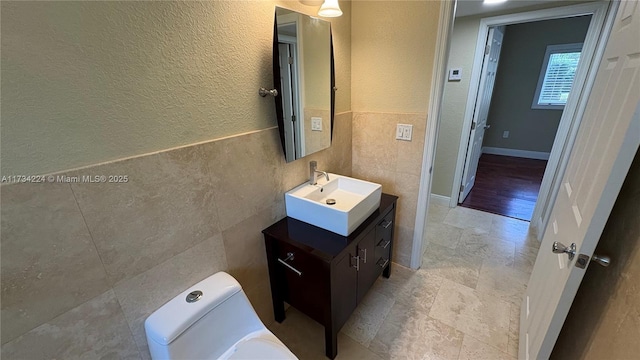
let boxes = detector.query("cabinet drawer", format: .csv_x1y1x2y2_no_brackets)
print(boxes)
375,237,391,268
376,210,394,242
374,210,394,263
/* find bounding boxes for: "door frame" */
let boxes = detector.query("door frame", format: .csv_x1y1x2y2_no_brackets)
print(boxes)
410,0,456,268
411,0,614,269
277,13,305,158
449,2,610,220
278,42,298,162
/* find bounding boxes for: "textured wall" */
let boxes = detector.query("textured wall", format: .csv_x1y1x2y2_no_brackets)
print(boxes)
0,0,351,176
0,0,352,357
483,16,591,152
552,150,640,360
351,1,438,112
351,0,441,266
301,14,332,109
432,16,480,197
300,15,332,156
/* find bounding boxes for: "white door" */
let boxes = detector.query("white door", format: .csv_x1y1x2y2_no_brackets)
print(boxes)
459,26,505,202
520,1,640,359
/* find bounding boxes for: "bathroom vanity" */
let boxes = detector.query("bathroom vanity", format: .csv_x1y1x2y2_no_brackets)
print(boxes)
262,194,397,359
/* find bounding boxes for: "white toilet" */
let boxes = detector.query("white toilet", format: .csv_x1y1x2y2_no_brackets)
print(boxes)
144,271,297,360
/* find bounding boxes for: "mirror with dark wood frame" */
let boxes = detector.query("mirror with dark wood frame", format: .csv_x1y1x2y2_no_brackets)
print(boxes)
273,7,335,162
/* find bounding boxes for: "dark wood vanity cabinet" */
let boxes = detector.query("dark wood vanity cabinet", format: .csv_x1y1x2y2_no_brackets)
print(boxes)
262,194,398,359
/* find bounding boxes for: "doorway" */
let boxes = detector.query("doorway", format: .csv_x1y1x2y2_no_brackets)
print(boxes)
412,1,613,268
457,16,592,221
421,2,611,243
415,0,634,358
276,12,303,162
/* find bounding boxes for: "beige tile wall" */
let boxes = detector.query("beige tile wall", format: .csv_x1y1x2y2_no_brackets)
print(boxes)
352,112,427,266
0,111,352,359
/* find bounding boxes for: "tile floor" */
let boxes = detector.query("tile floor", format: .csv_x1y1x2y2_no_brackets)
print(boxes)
268,202,541,360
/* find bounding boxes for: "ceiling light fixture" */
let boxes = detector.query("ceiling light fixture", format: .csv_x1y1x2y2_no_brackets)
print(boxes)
318,0,343,17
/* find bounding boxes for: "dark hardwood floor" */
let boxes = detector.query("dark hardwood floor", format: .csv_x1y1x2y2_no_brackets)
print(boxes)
460,154,547,221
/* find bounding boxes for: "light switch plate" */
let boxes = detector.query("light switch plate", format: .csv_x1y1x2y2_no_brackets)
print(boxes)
396,124,413,141
311,117,322,131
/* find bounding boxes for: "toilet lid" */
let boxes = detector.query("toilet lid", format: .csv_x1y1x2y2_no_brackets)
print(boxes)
228,337,297,359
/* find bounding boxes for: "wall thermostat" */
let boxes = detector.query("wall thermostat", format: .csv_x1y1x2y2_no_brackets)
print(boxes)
448,68,462,81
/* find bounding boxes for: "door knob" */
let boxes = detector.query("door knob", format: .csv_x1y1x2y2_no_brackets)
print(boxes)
575,253,612,269
591,254,611,267
552,241,576,260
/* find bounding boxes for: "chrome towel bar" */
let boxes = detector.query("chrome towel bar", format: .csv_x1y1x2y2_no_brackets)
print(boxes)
278,252,302,276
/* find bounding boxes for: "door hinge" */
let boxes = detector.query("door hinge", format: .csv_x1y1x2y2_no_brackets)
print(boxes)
460,184,465,192
288,56,294,65
471,122,476,130
485,44,490,55
291,115,296,122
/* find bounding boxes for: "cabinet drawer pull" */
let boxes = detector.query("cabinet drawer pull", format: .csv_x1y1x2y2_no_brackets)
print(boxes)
378,258,390,268
380,240,391,249
278,252,302,276
380,220,393,229
351,255,360,271
360,248,367,263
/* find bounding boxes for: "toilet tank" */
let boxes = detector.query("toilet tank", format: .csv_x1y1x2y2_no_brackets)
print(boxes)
145,272,265,360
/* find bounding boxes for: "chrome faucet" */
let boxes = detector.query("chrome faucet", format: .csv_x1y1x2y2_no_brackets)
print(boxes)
309,161,329,185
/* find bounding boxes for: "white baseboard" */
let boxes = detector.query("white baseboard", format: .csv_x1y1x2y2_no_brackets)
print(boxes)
430,193,451,206
482,146,551,160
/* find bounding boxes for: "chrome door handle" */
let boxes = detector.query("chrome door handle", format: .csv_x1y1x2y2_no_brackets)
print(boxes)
575,253,612,269
592,254,611,267
483,124,491,129
552,241,576,260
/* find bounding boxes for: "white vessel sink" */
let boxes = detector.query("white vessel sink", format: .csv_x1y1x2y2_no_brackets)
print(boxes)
285,174,382,236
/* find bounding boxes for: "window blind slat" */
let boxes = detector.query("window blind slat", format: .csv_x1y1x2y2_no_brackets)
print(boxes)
538,50,581,106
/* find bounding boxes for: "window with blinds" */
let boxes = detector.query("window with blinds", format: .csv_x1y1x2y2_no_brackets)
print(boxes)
532,43,583,110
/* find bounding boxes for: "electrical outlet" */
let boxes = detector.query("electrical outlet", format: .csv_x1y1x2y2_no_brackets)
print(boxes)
503,130,510,139
396,124,413,141
311,117,322,131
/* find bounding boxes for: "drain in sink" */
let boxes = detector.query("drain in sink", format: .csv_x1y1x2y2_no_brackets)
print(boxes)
326,199,336,205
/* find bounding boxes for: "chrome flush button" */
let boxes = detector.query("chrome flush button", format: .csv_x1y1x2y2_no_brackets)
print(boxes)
186,290,203,303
